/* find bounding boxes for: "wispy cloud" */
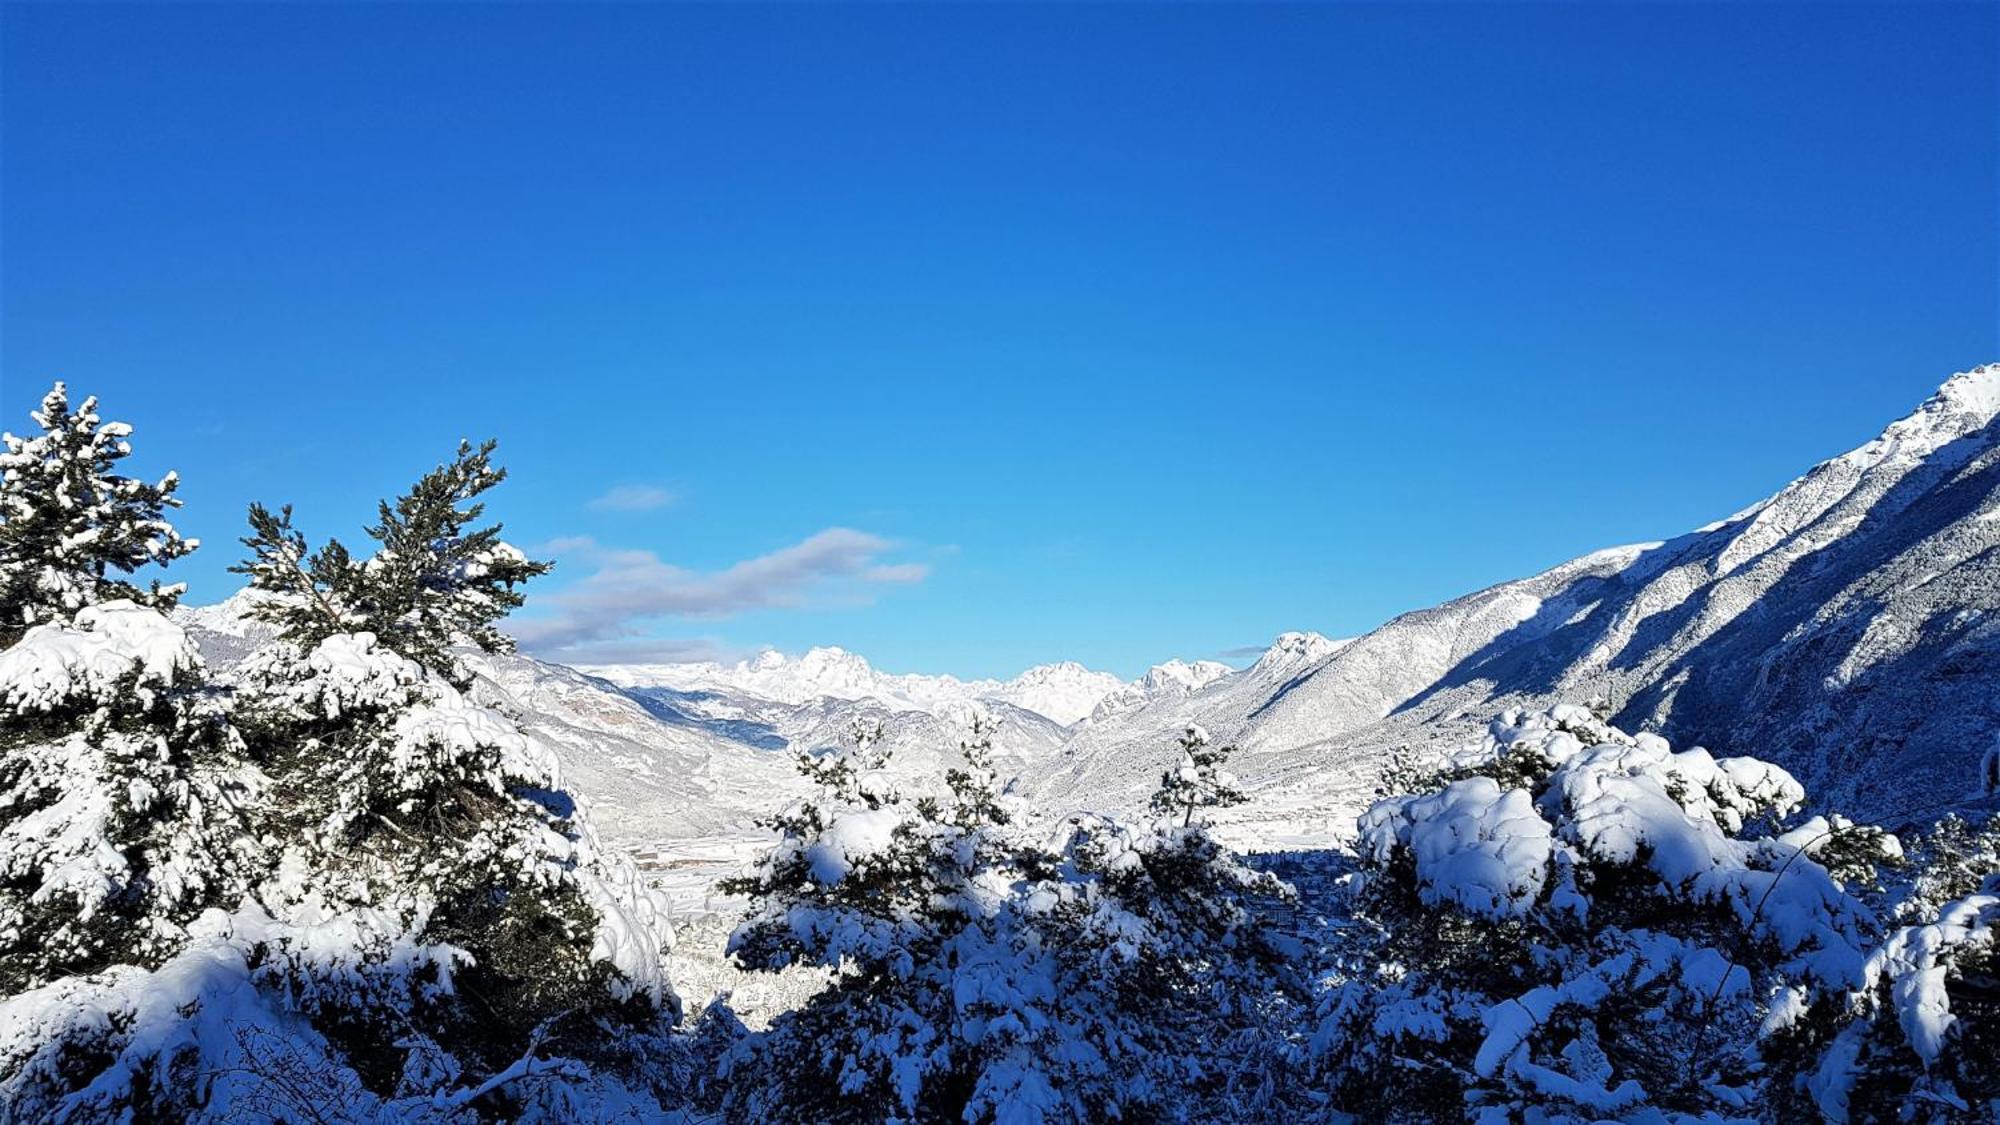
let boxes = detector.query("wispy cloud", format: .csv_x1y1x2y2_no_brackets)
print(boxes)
1215,644,1269,661
545,635,738,666
587,484,677,512
512,528,930,660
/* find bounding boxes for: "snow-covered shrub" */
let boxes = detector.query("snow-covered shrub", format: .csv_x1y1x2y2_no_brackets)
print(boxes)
1808,815,2000,1122
0,383,195,646
1897,812,2000,924
219,448,679,1108
723,721,1302,1122
1026,812,1306,1118
0,625,682,1120
1319,705,1892,1122
1807,890,1999,1122
0,601,258,992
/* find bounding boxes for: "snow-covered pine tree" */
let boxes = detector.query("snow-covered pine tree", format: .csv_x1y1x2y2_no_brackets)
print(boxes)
232,438,550,683
219,447,676,1112
1149,724,1246,827
720,720,975,1120
0,383,195,646
0,386,252,993
724,718,1306,1122
0,601,259,994
940,714,1009,830
0,440,676,1121
1896,812,2000,923
1030,726,1305,1117
1808,887,1999,1122
1027,810,1306,1119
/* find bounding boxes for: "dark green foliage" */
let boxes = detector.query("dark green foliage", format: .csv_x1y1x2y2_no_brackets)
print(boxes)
232,439,551,681
1149,725,1247,827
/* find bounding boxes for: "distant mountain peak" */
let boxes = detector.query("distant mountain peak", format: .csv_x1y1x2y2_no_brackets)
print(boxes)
1836,362,2000,472
1253,630,1344,672
1934,362,2000,415
1140,659,1233,694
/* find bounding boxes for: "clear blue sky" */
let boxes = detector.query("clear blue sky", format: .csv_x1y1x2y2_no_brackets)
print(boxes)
3,3,1995,678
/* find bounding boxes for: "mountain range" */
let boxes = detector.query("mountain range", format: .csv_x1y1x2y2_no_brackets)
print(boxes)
178,363,2000,863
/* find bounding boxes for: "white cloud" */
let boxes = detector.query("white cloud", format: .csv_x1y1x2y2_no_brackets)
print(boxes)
511,527,930,659
587,484,677,512
533,635,737,666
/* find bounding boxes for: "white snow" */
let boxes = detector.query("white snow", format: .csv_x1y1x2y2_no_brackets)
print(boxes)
1864,892,1999,1065
1358,777,1552,919
806,809,905,884
585,648,1131,726
0,601,198,711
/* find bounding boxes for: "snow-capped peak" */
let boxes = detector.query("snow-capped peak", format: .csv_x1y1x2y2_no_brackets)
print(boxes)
1933,362,2000,417
984,662,1128,726
1251,631,1345,675
1838,362,2000,471
168,587,268,635
1140,659,1233,695
579,647,1131,726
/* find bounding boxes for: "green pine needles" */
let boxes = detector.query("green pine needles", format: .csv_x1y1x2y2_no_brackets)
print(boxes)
233,438,551,682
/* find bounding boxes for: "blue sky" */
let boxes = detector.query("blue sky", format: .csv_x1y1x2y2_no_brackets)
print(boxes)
3,3,1994,678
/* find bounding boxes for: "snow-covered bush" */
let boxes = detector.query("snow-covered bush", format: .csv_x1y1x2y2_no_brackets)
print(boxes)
1897,812,2000,924
235,630,676,1048
722,721,1302,1122
0,630,682,1120
0,382,195,646
1809,815,2000,1121
218,446,678,1109
1318,705,1893,1122
0,602,258,992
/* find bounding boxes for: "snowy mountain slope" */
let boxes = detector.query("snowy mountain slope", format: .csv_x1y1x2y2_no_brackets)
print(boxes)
1029,630,1355,826
1035,364,2000,832
173,363,2000,855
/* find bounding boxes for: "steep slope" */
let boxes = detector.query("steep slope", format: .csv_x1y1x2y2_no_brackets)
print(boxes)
1038,364,2000,832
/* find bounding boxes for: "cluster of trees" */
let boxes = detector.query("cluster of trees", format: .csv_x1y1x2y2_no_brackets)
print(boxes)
713,718,1304,1121
0,382,1995,1122
0,384,681,1119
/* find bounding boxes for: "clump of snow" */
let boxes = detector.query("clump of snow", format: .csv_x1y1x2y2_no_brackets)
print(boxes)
0,601,198,711
1358,777,1552,919
806,809,905,885
1863,892,1998,1065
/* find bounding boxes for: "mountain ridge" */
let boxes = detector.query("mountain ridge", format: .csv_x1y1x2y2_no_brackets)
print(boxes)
176,363,2000,850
